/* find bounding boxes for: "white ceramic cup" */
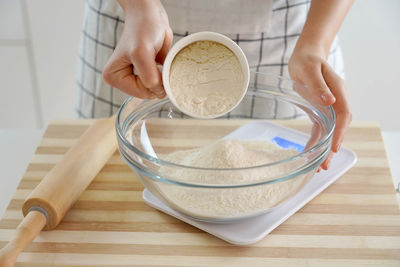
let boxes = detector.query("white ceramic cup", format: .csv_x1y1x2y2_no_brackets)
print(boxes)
162,31,250,119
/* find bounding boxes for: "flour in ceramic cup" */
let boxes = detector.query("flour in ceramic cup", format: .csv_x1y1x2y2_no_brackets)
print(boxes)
169,40,244,117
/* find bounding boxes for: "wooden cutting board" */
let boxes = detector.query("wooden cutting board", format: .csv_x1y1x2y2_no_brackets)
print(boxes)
0,119,399,266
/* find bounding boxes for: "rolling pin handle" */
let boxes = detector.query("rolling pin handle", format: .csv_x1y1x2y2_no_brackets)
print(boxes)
28,206,49,225
0,211,47,267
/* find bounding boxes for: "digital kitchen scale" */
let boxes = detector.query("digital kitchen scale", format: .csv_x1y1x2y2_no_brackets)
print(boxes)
142,122,357,245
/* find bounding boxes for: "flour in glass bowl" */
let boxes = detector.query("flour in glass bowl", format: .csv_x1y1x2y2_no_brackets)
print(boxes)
169,40,245,118
155,139,309,220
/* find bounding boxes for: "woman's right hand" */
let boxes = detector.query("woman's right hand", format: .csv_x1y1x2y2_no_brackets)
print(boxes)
103,0,173,99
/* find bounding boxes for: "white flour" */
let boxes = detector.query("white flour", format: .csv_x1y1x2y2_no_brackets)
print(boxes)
156,139,309,220
169,40,244,117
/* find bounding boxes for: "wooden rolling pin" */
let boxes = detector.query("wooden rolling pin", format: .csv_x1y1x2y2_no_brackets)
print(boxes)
0,116,117,266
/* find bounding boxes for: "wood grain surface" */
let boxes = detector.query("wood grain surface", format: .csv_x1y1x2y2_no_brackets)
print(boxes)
0,119,399,267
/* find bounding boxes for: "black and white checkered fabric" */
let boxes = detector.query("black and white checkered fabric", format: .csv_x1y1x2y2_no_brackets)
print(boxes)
76,0,344,119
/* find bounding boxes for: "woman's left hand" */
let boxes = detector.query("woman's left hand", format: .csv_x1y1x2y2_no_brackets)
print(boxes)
288,46,352,170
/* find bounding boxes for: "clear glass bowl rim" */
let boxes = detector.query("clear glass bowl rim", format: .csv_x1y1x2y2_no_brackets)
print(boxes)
116,73,336,187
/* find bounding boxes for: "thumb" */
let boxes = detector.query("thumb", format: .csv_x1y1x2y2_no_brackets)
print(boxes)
302,64,336,106
156,28,173,65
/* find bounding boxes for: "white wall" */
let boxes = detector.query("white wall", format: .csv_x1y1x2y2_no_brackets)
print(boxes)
0,0,399,130
338,0,400,131
0,0,37,128
0,0,84,128
26,0,85,127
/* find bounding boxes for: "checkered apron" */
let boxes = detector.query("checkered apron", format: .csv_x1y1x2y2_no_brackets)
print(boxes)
76,0,344,119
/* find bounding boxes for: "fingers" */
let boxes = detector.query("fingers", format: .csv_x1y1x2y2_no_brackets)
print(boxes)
321,151,335,170
331,109,352,152
130,44,165,98
103,42,168,99
304,119,322,151
137,77,157,99
322,62,352,153
102,55,155,99
317,62,352,170
290,53,351,171
102,2,171,100
301,64,336,106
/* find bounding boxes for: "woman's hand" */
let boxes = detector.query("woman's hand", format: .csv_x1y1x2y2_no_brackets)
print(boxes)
289,46,352,170
102,0,173,99
289,0,353,170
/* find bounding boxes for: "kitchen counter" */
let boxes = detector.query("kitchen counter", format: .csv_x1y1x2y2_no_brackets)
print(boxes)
1,125,399,217
0,120,399,266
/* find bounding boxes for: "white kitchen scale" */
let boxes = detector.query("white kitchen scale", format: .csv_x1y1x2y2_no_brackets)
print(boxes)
142,121,357,245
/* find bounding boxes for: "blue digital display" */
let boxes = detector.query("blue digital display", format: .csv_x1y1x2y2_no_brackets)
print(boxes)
271,136,305,152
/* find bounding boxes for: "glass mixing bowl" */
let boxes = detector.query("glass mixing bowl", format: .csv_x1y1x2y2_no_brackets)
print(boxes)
116,72,335,223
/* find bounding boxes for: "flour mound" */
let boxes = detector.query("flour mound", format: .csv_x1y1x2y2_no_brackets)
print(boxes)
195,139,273,168
165,139,286,169
154,139,309,220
